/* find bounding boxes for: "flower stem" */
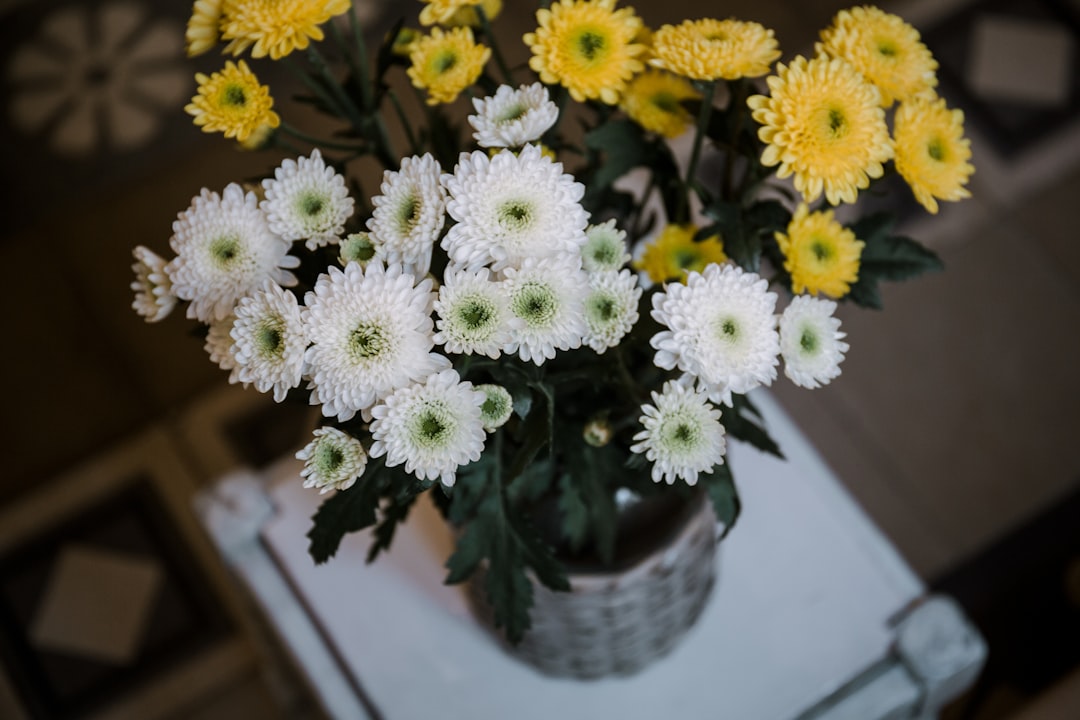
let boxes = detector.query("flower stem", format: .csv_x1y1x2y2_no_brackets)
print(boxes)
278,122,366,152
388,88,421,155
477,6,514,85
347,2,375,111
677,80,716,224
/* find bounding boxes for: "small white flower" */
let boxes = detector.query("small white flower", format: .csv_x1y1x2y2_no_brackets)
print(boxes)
166,183,299,323
475,384,513,431
338,232,380,269
583,269,641,353
779,295,848,389
502,257,589,365
468,82,559,148
631,380,726,486
369,369,487,486
302,262,450,422
205,313,244,385
650,263,780,398
296,427,368,494
433,266,514,358
131,246,176,322
581,219,631,273
231,282,308,402
368,153,447,277
261,149,354,250
441,145,588,271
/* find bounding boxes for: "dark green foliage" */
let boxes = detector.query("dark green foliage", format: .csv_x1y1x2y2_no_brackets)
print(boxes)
845,212,944,309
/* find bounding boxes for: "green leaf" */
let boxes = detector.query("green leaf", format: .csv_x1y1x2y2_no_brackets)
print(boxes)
557,472,589,552
722,401,784,460
507,457,554,506
444,506,493,584
367,490,417,563
702,463,741,539
845,212,944,310
583,119,649,190
307,460,387,564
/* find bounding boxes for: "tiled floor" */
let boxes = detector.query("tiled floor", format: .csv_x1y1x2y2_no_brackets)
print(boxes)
1,0,1078,717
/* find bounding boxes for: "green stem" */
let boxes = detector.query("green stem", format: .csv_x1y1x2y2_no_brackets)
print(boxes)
307,44,366,130
388,88,421,155
723,79,748,201
477,6,513,85
282,55,349,121
613,345,647,406
278,121,366,152
347,2,375,111
676,80,716,225
629,170,658,243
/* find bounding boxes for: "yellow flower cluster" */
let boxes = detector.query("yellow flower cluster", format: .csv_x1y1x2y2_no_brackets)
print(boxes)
407,27,491,105
775,205,864,298
185,59,280,142
186,0,351,60
649,18,780,81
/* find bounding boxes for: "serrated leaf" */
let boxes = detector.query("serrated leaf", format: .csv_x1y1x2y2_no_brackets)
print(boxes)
845,213,943,310
507,457,554,505
307,462,386,563
445,509,492,584
722,402,784,460
702,463,741,539
583,119,649,190
367,491,417,563
557,472,589,552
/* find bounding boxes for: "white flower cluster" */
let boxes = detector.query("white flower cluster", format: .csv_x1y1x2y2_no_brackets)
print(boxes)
131,84,849,492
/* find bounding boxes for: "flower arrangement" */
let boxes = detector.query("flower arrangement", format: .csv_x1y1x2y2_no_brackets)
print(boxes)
131,0,973,643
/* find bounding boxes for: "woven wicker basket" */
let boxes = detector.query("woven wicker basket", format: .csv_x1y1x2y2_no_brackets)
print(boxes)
467,491,718,679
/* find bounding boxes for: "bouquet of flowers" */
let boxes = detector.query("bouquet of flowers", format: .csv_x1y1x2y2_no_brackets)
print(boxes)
131,0,973,643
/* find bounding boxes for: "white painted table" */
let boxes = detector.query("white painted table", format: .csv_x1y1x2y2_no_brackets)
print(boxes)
196,390,986,720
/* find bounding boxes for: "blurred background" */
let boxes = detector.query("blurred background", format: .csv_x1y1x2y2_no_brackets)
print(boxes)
0,0,1078,717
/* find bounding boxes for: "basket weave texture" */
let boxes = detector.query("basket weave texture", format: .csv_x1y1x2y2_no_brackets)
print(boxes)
468,494,718,679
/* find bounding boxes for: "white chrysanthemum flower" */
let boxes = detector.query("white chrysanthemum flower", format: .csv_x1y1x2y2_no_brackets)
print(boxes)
338,232,379,269
166,183,299,323
205,313,244,385
368,153,447,277
231,282,308,402
433,266,514,358
131,246,176,322
630,379,726,486
779,295,848,389
468,82,559,148
369,369,487,486
475,384,513,431
502,257,589,364
583,269,641,353
581,219,631,273
261,149,354,250
441,145,588,271
651,263,780,398
302,262,450,422
296,427,368,494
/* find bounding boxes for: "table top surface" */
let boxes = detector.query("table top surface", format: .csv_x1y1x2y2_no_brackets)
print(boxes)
258,390,924,720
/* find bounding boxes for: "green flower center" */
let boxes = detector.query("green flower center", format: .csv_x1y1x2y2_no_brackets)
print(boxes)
209,235,241,268
800,327,819,354
434,50,458,74
810,239,833,262
342,234,376,263
223,83,247,107
927,137,946,161
715,316,739,343
825,106,848,139
315,443,345,474
481,394,508,419
298,192,326,218
876,40,898,58
586,293,618,324
674,248,700,269
498,199,534,231
664,416,702,452
412,402,455,448
456,296,496,332
255,317,285,358
349,322,387,360
651,91,681,114
588,240,619,266
497,102,528,123
512,282,557,326
574,29,607,63
397,194,422,234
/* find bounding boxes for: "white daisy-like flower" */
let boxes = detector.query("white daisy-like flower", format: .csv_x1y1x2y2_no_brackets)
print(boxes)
468,82,559,148
369,369,487,486
475,384,513,431
338,232,380,269
261,149,354,250
502,257,589,365
367,153,447,277
441,145,588,271
166,183,299,323
296,427,368,494
433,266,514,358
131,246,176,322
581,219,631,273
205,313,244,385
651,263,780,398
583,269,641,353
631,379,727,486
302,262,450,422
231,282,308,402
779,295,848,389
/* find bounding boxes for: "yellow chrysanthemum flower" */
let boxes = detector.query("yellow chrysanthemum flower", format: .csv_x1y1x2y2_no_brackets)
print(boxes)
817,6,937,107
633,224,727,284
420,0,481,27
893,94,973,214
620,69,700,138
407,26,491,105
748,55,893,206
221,0,351,60
775,204,864,298
523,0,645,106
185,60,281,142
649,18,780,81
186,0,224,57
442,0,503,28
